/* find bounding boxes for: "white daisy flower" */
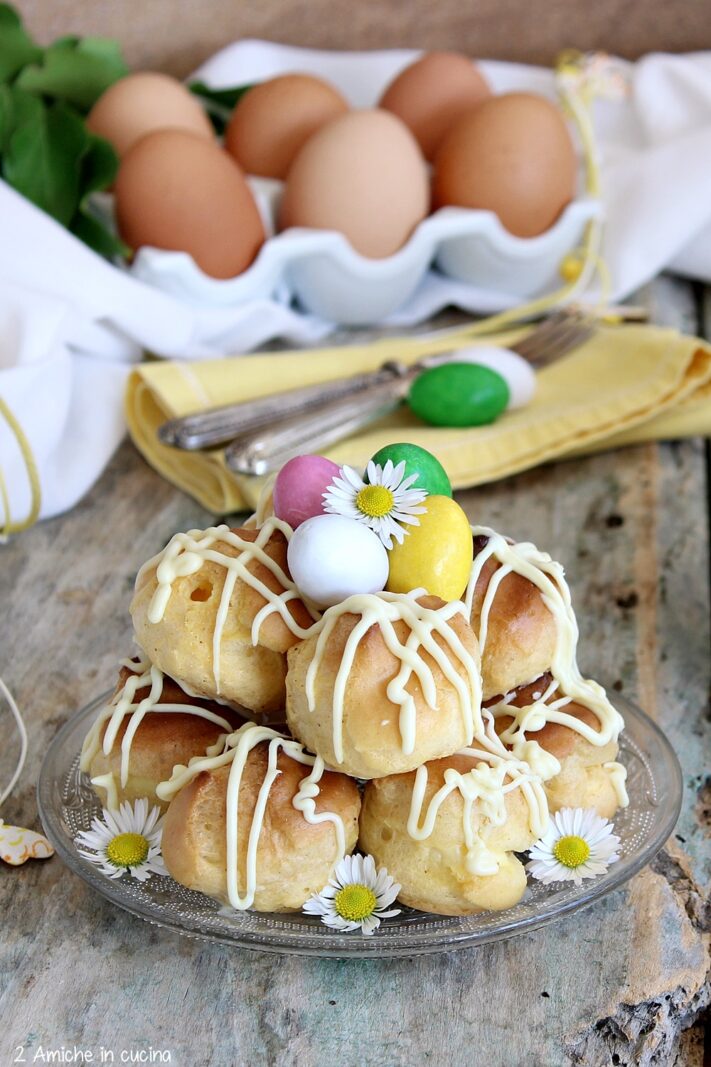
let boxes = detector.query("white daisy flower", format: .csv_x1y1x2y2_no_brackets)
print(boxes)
526,807,621,887
75,797,168,883
303,853,401,935
322,461,428,549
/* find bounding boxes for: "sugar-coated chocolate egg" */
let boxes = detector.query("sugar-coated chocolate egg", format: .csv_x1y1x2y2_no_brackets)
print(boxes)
432,92,577,238
379,51,491,161
279,109,429,259
225,74,349,180
87,72,214,158
451,346,536,409
386,496,472,601
369,443,452,497
287,514,389,607
408,363,509,427
272,454,341,529
115,129,265,279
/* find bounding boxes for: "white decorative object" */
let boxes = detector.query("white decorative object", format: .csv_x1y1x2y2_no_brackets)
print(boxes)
286,514,389,607
448,345,538,409
130,200,599,327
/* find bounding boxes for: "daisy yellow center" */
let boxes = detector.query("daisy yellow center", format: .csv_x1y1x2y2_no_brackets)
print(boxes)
356,485,394,519
105,832,149,868
552,835,590,869
334,883,377,922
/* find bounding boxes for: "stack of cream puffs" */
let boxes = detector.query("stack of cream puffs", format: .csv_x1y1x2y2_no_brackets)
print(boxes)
81,466,627,919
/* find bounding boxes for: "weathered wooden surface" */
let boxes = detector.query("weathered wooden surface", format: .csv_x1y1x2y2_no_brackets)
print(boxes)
1,276,709,1066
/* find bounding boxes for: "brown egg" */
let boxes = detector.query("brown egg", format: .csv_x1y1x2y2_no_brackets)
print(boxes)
115,130,265,279
87,72,214,157
432,92,577,238
225,74,349,180
379,51,491,160
280,109,429,259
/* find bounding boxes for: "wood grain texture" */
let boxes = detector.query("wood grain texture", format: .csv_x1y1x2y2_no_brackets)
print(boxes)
15,0,711,74
1,277,709,1066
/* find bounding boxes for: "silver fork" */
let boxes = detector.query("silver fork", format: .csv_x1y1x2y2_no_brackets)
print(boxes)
158,310,596,475
159,310,594,452
225,312,596,475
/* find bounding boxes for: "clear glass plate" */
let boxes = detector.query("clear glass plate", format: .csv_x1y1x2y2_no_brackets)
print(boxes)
37,692,682,958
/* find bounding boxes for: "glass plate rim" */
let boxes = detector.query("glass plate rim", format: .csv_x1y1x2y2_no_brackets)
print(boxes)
37,690,683,958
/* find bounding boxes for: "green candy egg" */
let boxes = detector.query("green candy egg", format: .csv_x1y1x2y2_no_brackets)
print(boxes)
368,442,452,497
408,363,509,428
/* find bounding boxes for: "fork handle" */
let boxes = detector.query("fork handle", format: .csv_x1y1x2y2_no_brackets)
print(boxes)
159,362,407,450
225,374,412,476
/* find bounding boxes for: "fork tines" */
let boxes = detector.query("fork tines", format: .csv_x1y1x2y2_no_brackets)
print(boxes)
513,309,596,368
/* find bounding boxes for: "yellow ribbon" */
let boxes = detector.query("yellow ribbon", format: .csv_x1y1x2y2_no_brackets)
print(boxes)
0,397,42,537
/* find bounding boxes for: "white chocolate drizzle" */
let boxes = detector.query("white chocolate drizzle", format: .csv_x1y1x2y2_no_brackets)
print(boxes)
407,743,549,876
140,523,484,763
465,526,625,750
397,523,629,870
156,723,347,911
139,520,321,695
604,760,630,808
305,590,483,762
135,518,629,885
91,772,119,811
80,655,234,800
242,476,276,530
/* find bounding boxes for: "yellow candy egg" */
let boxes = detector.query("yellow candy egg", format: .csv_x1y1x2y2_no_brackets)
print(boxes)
386,496,472,601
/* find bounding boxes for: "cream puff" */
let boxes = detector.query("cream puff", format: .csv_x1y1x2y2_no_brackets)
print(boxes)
466,530,558,700
359,744,548,915
286,592,482,779
489,674,628,819
130,521,317,714
81,657,252,810
159,723,361,912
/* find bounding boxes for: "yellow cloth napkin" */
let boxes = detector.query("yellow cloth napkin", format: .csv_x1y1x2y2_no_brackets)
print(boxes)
125,323,711,515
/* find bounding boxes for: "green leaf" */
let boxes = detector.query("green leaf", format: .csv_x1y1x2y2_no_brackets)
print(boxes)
70,208,128,259
15,35,128,111
51,35,81,49
69,129,127,258
0,81,45,150
2,93,86,225
0,4,42,83
0,81,124,259
0,84,14,152
0,11,128,261
188,80,254,110
188,79,254,133
79,129,119,195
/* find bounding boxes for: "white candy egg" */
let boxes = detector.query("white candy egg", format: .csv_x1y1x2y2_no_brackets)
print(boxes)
287,514,389,607
451,345,536,409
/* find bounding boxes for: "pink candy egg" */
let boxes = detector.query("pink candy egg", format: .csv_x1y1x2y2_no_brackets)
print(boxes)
272,454,341,529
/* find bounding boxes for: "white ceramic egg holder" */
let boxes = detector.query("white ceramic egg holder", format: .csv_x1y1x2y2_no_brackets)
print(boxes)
125,40,603,329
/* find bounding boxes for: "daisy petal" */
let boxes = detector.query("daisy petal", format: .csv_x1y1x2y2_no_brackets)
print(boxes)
343,465,365,489
360,915,381,936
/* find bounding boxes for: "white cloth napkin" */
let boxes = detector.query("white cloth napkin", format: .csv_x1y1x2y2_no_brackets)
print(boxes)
3,42,711,524
0,280,130,526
